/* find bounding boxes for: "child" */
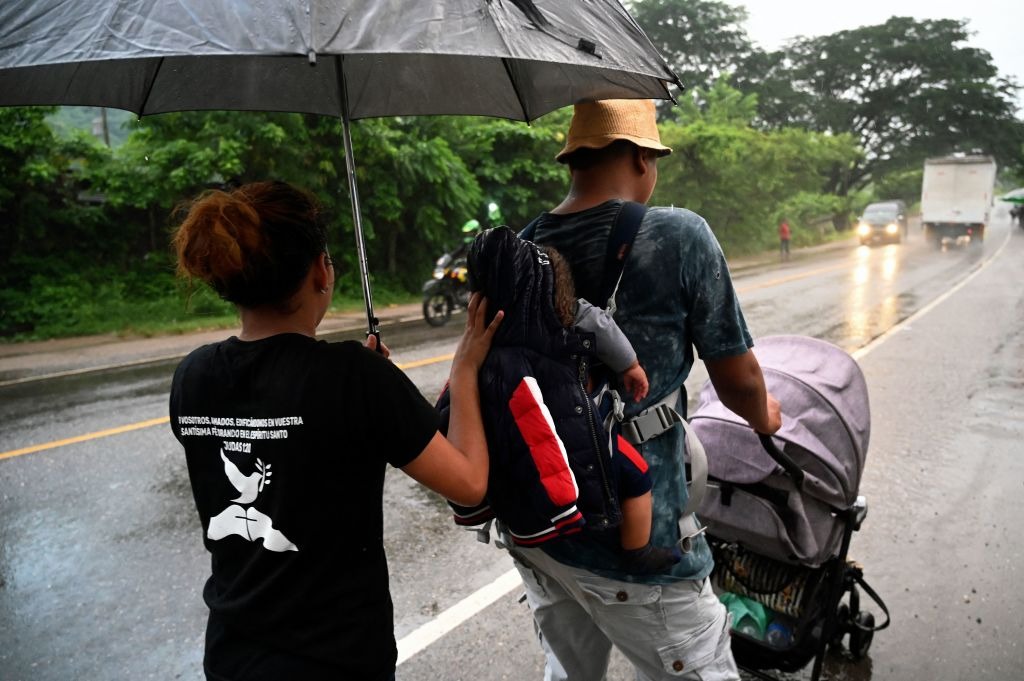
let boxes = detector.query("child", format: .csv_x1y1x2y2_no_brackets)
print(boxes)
442,226,680,574
544,246,680,574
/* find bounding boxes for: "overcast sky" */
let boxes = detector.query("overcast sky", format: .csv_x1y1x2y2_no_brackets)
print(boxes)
736,1,1022,109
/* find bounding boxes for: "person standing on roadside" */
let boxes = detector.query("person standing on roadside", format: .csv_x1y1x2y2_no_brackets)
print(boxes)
779,218,792,261
514,100,782,681
168,180,501,681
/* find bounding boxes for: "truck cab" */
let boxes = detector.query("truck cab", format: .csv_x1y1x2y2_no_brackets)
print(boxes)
856,201,908,245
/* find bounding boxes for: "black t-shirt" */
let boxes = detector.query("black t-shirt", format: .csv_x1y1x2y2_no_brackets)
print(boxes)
169,334,439,680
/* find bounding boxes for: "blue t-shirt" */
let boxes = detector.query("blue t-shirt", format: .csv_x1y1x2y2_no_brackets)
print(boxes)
529,200,753,584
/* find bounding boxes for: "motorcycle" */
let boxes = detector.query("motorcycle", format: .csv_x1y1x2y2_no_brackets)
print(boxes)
422,247,471,326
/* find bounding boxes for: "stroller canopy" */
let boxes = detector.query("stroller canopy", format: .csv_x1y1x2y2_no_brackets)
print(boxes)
692,335,870,510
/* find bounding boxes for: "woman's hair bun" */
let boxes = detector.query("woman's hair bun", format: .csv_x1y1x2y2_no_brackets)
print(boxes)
174,190,266,286
172,181,326,306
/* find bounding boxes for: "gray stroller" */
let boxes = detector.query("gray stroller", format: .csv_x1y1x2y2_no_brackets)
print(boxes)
690,335,888,681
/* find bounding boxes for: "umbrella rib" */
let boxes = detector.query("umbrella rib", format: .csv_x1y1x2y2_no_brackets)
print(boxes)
139,57,166,116
501,58,531,123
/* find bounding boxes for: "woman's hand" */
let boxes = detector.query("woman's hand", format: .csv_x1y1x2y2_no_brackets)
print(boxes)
364,333,391,359
452,293,502,374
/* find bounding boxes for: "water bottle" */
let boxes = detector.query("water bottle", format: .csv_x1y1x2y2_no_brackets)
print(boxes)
765,620,794,648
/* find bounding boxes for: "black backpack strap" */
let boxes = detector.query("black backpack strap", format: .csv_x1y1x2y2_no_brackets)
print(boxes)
599,201,647,309
520,201,646,309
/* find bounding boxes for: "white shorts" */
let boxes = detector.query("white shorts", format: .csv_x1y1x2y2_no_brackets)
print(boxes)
510,545,738,681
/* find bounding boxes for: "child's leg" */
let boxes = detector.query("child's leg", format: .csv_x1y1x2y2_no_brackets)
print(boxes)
619,491,654,550
619,491,681,574
611,435,680,574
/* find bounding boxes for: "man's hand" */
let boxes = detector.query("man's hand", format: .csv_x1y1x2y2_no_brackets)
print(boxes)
704,350,781,435
760,391,782,435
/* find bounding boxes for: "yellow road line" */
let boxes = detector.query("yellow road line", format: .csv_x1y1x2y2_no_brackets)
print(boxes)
0,355,457,462
397,353,454,370
0,416,170,461
736,262,850,293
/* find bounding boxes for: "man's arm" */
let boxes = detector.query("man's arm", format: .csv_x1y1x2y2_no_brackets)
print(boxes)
704,350,781,434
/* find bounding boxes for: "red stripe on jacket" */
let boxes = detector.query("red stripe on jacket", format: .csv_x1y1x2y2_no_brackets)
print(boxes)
509,377,579,507
616,435,648,473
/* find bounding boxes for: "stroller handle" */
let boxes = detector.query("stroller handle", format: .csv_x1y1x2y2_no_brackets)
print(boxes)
757,433,806,488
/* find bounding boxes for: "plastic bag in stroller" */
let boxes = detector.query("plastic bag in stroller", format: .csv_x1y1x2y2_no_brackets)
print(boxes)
690,335,889,680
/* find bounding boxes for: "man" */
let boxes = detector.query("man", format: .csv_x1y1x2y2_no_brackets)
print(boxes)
779,218,791,261
512,99,782,680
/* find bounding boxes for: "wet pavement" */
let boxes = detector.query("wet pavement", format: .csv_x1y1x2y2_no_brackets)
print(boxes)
2,221,1024,680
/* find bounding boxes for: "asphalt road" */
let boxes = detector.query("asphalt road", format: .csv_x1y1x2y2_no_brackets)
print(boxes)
1,216,1022,680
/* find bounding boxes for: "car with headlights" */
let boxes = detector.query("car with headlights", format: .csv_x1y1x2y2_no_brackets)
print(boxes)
856,201,908,245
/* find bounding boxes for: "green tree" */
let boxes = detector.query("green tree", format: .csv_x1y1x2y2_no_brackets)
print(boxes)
332,116,483,289
0,107,109,266
735,17,1024,201
676,75,759,126
451,110,571,231
654,91,861,253
628,0,753,112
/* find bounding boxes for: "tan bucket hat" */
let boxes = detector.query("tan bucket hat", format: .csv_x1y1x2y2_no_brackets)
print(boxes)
555,99,671,163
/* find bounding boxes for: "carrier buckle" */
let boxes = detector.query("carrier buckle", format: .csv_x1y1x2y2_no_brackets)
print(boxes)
677,514,707,554
623,403,676,445
467,519,494,545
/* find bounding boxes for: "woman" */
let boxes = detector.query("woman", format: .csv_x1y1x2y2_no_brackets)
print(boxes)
168,180,501,680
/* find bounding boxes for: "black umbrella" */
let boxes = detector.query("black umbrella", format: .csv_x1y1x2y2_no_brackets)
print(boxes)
0,0,680,340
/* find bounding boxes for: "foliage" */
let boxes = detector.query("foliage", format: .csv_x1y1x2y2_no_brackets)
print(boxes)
775,192,844,245
47,107,135,147
734,17,1024,196
450,110,571,231
675,76,759,126
628,0,753,109
0,107,115,268
338,116,483,289
653,82,860,255
870,167,925,207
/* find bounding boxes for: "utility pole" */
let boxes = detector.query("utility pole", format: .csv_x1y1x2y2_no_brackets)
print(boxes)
100,107,110,147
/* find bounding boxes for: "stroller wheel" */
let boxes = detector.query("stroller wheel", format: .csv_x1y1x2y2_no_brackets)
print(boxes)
849,611,875,659
829,603,849,648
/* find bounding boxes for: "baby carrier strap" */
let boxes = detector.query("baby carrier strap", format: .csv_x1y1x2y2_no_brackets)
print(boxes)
598,201,646,313
601,385,709,553
520,201,648,312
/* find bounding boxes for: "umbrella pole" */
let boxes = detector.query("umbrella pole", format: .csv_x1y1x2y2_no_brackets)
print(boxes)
338,68,380,347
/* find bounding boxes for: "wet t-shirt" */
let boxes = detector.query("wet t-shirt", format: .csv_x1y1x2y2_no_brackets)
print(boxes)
169,334,439,680
529,201,753,584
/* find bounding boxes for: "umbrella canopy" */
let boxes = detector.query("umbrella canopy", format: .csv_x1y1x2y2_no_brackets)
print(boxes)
1000,188,1024,204
0,0,680,338
0,1,678,120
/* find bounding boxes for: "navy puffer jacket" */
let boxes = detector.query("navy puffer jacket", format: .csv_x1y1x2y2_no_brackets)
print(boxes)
438,227,621,545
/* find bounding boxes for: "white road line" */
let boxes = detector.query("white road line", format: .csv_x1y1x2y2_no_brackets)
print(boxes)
397,226,1014,667
396,568,523,665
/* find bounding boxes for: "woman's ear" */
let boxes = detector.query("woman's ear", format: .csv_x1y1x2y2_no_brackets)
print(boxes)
312,252,332,292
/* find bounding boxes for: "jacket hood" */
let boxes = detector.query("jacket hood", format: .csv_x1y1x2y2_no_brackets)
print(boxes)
468,226,565,350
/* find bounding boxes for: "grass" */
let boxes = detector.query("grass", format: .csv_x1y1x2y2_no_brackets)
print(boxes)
0,271,419,344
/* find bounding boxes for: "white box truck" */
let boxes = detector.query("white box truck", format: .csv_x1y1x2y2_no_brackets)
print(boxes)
920,155,997,246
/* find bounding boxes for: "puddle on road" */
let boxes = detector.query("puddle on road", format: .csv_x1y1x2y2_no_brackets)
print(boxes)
820,292,919,353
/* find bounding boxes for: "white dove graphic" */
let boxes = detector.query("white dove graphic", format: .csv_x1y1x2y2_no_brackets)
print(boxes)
220,449,271,504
